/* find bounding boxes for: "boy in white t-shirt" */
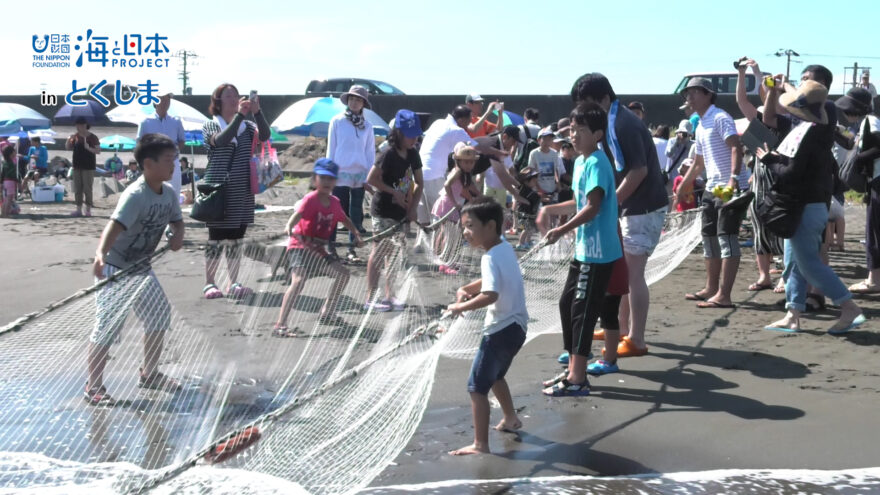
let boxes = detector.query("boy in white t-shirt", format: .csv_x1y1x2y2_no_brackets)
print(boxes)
528,127,566,202
447,197,528,456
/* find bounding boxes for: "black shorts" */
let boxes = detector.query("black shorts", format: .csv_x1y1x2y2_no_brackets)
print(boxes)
208,225,248,241
700,190,745,237
558,260,616,357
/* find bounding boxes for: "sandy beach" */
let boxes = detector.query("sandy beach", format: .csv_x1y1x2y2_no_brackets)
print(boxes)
1,183,879,493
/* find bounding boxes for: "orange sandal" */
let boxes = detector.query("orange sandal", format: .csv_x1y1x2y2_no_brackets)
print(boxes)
593,330,625,341
603,336,648,358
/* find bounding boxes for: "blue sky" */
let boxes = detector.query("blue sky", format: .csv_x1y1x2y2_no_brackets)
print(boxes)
4,0,879,97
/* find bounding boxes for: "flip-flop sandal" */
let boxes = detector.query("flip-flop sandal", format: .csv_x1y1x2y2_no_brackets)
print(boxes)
685,292,707,301
84,384,116,406
272,325,300,338
764,325,800,333
828,314,867,335
542,378,590,397
696,300,736,309
848,281,880,294
203,284,223,300
748,282,774,291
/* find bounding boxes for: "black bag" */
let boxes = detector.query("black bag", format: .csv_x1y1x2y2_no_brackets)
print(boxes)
190,182,227,222
838,145,867,193
190,144,234,223
514,124,540,171
756,190,804,239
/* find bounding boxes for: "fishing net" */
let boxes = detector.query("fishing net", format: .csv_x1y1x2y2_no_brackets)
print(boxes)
0,204,702,494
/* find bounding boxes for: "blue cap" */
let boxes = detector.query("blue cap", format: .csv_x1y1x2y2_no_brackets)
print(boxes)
395,109,423,138
314,158,339,178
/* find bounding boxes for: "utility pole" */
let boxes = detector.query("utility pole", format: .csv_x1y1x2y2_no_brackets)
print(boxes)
173,50,198,95
775,49,800,82
844,62,872,92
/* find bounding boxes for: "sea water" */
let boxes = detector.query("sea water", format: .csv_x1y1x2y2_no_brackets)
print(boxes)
2,453,879,495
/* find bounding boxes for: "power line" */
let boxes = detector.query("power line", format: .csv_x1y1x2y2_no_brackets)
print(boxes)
800,53,880,60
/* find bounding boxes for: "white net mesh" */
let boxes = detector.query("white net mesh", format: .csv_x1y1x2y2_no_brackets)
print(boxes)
0,205,702,494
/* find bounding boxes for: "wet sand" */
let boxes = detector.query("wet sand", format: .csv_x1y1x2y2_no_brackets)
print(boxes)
1,187,879,490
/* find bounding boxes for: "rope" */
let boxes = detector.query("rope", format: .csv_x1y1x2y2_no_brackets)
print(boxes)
0,246,172,336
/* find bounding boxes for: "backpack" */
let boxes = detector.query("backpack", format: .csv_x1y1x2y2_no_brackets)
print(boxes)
514,124,539,171
838,117,875,194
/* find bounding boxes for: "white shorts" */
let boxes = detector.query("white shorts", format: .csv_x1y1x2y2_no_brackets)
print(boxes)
91,265,171,346
620,207,666,257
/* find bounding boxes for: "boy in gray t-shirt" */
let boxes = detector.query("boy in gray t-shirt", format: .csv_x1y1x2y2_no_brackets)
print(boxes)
85,134,185,406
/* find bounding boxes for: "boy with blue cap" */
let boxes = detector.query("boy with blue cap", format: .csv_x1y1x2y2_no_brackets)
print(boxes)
273,158,364,336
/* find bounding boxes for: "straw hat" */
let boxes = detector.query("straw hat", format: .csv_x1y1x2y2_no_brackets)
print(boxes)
340,85,372,109
779,80,828,125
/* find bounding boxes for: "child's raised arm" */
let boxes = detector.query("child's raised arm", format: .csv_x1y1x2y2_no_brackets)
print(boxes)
93,220,126,279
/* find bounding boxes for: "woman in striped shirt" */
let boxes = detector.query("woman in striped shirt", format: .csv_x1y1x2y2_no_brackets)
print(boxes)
201,83,270,299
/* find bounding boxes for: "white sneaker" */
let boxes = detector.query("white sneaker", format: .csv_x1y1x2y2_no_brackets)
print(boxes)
363,301,391,312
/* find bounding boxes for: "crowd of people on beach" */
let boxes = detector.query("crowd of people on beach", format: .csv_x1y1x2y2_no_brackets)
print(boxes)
7,62,879,456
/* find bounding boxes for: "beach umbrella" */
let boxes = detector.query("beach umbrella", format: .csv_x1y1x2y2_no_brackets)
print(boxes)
106,99,209,131
272,97,390,137
0,103,51,133
29,129,57,144
53,100,107,125
269,127,289,143
100,134,136,151
491,109,524,127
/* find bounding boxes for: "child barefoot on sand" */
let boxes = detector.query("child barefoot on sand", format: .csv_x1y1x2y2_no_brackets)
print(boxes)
273,158,363,336
85,134,185,406
447,197,528,455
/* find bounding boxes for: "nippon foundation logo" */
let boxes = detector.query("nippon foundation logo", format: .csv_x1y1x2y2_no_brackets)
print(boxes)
31,30,172,69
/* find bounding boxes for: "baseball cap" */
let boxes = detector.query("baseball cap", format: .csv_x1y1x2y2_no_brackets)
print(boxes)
465,93,484,104
537,127,554,139
314,158,339,178
675,120,692,134
556,117,571,133
394,109,423,138
501,125,522,143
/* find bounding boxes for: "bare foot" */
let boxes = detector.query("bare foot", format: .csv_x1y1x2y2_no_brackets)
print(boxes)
767,311,799,332
494,417,522,432
449,443,489,456
829,303,864,333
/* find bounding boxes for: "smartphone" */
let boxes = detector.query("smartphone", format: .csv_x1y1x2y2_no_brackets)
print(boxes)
249,90,257,101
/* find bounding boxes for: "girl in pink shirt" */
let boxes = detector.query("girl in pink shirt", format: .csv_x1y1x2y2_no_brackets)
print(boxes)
273,159,363,337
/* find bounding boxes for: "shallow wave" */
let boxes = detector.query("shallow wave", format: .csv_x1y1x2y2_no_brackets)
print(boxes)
360,468,880,494
0,452,307,494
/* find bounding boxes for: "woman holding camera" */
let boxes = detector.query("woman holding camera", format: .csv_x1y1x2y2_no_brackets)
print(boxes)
200,83,270,299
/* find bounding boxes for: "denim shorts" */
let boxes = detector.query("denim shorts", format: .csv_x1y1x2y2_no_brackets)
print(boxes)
467,322,526,395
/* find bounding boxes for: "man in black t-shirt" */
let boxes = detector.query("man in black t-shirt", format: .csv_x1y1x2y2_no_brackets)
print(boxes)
570,73,669,359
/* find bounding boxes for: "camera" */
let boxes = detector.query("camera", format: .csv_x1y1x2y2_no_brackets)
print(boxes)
764,75,776,88
733,56,749,69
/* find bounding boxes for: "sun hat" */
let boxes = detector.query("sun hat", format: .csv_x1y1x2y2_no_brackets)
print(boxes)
453,144,478,160
314,158,339,178
835,87,873,116
675,120,692,135
556,117,571,134
680,78,715,96
465,93,484,103
394,109,423,138
779,80,828,125
340,85,371,110
678,158,694,175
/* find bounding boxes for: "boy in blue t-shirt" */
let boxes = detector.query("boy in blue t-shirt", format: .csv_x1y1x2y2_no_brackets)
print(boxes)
538,102,623,396
447,197,528,455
